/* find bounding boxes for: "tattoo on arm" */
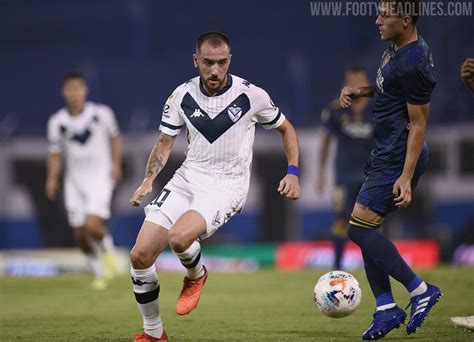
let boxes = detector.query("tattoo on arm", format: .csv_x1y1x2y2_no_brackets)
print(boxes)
145,151,164,178
144,133,174,179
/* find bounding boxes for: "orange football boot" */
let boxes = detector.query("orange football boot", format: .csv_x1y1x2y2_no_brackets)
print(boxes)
175,266,208,315
133,330,168,342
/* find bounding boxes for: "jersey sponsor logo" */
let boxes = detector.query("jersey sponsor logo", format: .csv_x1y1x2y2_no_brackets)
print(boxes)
212,210,222,226
227,104,242,122
341,121,373,139
191,108,205,118
181,92,251,143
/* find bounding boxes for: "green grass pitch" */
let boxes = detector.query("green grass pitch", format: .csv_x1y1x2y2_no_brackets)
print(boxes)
1,266,473,341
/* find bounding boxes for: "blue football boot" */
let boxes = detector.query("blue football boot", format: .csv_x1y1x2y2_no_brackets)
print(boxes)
406,283,442,334
362,306,407,340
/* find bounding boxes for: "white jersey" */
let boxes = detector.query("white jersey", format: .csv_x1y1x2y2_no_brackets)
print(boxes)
47,102,120,182
159,74,285,193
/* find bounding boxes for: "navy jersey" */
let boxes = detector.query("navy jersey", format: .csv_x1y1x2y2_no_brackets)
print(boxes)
321,101,373,184
372,36,436,163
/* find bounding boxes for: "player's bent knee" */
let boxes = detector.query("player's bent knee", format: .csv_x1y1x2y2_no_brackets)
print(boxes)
168,229,192,253
130,246,155,269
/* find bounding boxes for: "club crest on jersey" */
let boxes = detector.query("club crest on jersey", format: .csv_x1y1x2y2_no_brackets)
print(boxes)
228,104,242,122
191,108,204,118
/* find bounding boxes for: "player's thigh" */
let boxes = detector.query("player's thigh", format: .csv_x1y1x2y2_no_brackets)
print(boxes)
64,178,86,228
168,210,207,251
334,183,361,218
189,190,245,240
355,163,401,220
131,221,169,269
333,185,347,216
352,202,383,224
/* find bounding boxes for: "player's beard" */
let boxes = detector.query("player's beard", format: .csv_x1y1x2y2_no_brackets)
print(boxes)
203,76,226,94
205,76,225,91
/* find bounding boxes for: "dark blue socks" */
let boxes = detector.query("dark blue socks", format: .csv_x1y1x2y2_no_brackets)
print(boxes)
348,215,422,301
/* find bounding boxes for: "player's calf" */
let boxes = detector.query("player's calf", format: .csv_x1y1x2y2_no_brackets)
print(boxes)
172,240,208,315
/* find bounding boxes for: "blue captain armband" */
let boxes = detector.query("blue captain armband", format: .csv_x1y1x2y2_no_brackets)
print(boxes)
287,165,299,177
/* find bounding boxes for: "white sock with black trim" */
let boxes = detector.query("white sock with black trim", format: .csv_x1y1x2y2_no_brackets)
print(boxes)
131,265,163,338
173,240,205,280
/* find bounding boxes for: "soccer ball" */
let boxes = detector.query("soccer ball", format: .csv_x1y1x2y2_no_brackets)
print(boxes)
313,270,362,318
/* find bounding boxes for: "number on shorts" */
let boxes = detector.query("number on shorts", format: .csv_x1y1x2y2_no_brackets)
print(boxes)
151,188,171,207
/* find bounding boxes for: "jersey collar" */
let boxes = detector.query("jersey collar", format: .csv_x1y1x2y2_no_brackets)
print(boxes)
199,74,233,97
388,35,421,57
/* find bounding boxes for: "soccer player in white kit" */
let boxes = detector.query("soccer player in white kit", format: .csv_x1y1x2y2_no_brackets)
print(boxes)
46,72,122,289
129,32,301,342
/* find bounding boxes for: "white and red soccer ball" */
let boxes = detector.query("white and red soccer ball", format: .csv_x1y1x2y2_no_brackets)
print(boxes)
313,270,362,318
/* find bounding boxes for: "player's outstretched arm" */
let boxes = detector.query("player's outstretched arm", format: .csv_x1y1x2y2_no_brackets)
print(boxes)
460,58,474,95
393,103,429,208
276,119,301,200
339,86,375,108
130,132,176,207
46,152,62,201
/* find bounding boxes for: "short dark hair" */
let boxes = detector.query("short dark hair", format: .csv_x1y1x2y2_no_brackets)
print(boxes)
196,31,231,52
346,65,368,75
63,72,86,85
382,0,421,23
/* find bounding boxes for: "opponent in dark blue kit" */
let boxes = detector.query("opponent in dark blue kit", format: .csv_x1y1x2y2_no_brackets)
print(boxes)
318,66,373,270
339,0,441,339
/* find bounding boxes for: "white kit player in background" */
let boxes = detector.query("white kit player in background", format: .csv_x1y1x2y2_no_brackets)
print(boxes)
129,32,301,342
46,72,122,290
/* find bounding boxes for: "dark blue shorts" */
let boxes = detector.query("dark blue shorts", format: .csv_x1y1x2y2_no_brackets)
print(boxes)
356,154,429,217
334,182,362,218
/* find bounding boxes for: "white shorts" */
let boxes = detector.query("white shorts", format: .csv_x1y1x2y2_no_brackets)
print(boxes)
144,172,246,240
64,176,114,227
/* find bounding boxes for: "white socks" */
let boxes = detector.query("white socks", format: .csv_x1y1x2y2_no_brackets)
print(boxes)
410,281,428,298
173,240,205,280
86,251,103,277
131,265,163,338
377,303,396,311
